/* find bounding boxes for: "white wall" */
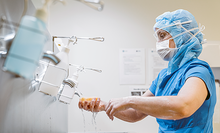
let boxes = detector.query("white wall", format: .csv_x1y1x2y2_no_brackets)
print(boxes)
47,0,220,132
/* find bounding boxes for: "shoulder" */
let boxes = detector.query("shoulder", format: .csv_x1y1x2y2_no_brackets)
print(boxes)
183,58,212,74
175,58,215,87
183,59,215,90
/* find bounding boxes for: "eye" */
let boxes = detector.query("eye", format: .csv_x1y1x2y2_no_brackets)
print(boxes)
158,32,166,40
160,33,165,38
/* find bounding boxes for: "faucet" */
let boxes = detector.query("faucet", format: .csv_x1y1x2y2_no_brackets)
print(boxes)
57,78,82,104
42,51,61,65
62,78,81,97
0,33,15,57
58,65,101,104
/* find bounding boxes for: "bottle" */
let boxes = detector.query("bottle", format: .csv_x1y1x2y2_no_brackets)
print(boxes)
58,65,102,104
38,44,70,96
58,70,80,104
3,0,50,79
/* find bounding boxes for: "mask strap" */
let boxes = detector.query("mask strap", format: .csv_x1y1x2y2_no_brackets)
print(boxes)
179,24,194,36
168,27,198,49
154,20,192,33
182,24,205,45
154,20,193,41
171,27,199,40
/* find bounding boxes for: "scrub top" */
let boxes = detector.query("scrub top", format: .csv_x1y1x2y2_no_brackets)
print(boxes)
149,58,217,133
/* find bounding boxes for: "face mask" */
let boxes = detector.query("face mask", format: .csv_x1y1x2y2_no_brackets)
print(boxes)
156,39,178,61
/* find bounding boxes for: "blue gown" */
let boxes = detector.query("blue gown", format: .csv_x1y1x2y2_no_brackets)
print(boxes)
149,58,217,133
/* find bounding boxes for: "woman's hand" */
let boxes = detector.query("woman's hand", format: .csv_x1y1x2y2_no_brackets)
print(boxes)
105,97,131,120
78,97,106,112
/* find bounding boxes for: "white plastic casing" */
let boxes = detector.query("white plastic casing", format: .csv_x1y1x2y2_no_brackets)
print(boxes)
38,46,69,96
58,72,79,104
58,85,75,104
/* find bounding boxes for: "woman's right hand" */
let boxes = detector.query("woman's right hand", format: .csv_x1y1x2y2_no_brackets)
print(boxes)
78,97,106,112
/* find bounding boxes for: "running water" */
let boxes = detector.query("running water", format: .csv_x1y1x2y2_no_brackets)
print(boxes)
80,96,99,133
77,90,86,132
92,112,98,132
81,109,86,132
81,110,99,133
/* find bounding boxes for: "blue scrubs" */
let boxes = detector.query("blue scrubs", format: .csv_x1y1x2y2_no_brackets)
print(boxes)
149,58,216,133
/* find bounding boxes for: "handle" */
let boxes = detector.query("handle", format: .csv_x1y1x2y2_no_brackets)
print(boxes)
69,64,102,73
76,36,104,42
85,68,102,73
42,51,61,65
78,0,104,11
52,0,66,5
89,37,104,42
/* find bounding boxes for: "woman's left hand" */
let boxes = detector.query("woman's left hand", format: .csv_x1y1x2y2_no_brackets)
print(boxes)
105,97,131,120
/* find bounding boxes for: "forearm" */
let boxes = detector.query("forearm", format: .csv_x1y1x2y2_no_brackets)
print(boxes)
129,96,189,120
100,101,147,122
128,77,208,120
113,108,147,122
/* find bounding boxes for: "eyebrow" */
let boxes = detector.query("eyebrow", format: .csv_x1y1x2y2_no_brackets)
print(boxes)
157,30,167,36
157,30,171,37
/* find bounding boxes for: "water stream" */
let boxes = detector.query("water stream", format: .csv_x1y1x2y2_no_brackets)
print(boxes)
81,109,86,133
92,112,98,132
80,97,99,133
77,87,99,133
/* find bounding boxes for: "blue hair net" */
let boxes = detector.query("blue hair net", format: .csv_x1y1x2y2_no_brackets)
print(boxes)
153,9,204,74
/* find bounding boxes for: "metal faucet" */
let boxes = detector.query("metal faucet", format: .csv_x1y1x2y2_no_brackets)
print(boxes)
0,33,15,57
62,79,81,97
42,51,61,65
58,65,102,104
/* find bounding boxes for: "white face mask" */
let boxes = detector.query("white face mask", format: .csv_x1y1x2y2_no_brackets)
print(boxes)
156,39,178,61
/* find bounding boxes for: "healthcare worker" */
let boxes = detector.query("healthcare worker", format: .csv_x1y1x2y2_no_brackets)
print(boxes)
78,9,217,132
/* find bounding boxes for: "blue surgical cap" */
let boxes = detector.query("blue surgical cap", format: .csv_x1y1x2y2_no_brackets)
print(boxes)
153,9,204,74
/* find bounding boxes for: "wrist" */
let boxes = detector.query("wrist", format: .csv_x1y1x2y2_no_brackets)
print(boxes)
99,101,107,111
127,96,137,108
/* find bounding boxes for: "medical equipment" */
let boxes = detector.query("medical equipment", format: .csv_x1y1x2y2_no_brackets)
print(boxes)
39,0,104,11
37,36,104,97
52,36,104,51
0,32,14,56
3,0,50,79
38,39,70,96
76,0,104,11
0,0,105,132
0,0,68,132
58,64,102,104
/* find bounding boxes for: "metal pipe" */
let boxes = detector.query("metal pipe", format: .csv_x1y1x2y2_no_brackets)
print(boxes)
42,51,61,65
